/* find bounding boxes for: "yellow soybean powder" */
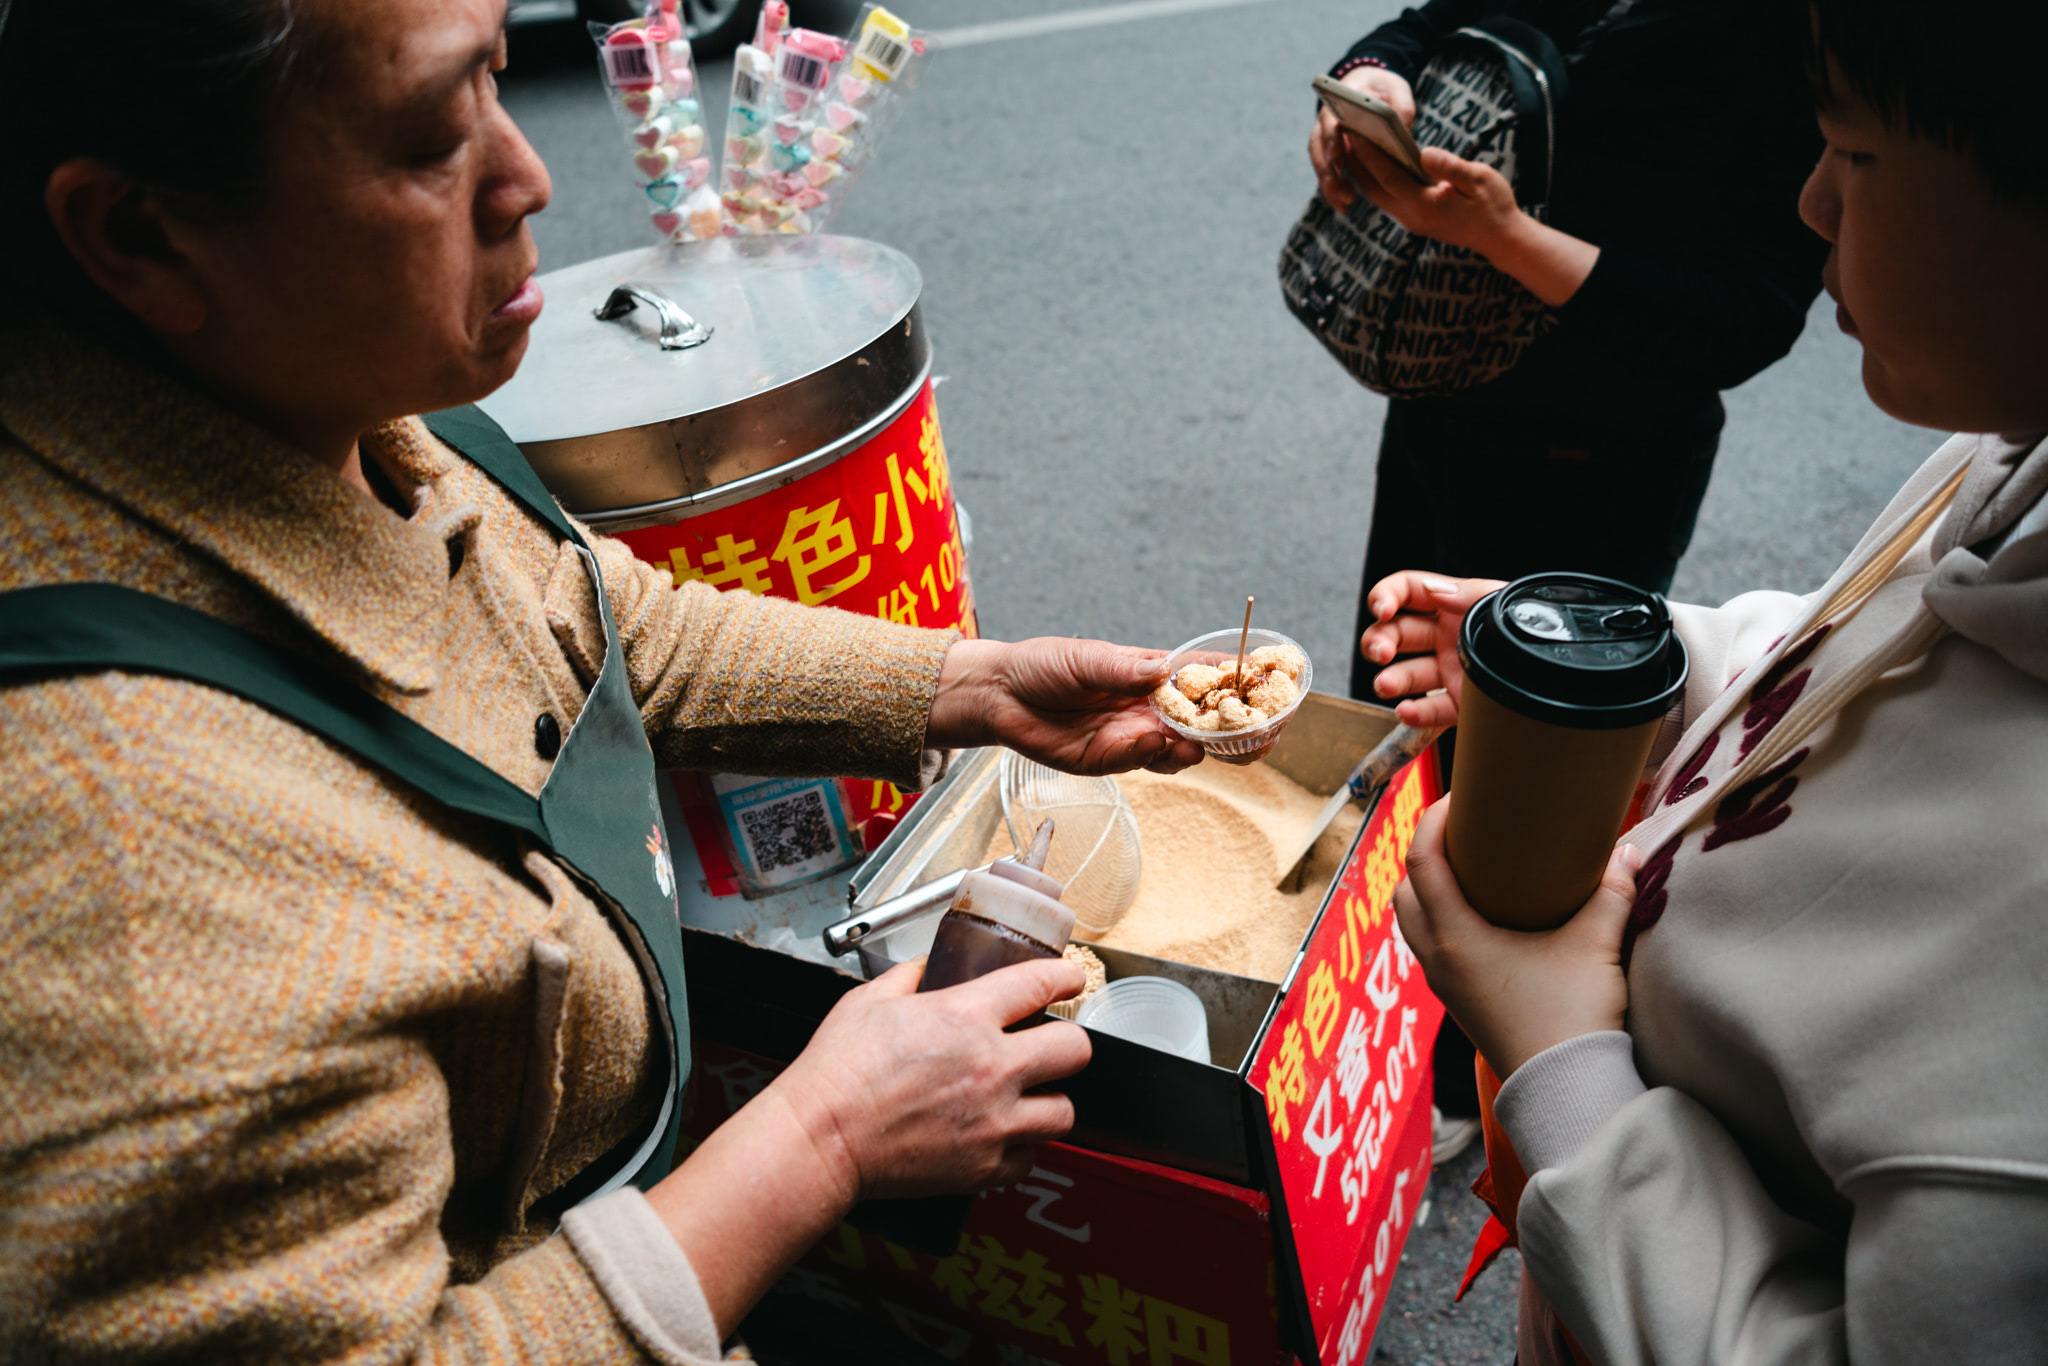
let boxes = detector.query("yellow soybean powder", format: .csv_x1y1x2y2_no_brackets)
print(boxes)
984,761,1363,984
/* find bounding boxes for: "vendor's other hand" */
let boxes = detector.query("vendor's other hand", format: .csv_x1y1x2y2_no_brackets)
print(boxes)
930,637,1205,776
1359,571,1505,729
774,957,1092,1200
1393,801,1638,1078
1308,67,1417,214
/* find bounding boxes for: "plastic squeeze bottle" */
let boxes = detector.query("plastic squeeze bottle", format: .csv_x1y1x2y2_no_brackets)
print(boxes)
917,820,1073,992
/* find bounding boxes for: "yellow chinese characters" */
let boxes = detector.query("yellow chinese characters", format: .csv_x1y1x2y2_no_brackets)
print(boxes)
771,500,871,606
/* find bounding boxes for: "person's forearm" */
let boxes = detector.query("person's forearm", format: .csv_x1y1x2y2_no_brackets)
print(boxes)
1482,212,1601,308
925,636,1005,751
643,1085,860,1340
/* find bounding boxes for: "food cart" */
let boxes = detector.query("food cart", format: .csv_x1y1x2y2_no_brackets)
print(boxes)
478,236,1447,1366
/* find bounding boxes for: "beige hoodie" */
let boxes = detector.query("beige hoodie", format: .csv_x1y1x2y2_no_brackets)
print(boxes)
1492,429,2048,1363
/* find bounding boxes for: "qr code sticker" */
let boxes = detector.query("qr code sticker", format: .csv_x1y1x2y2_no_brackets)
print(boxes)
737,786,840,874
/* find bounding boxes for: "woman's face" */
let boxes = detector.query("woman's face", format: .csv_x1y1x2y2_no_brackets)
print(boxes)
1798,72,2048,434
170,0,552,441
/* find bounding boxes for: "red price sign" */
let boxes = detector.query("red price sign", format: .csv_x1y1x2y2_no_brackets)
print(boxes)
1248,758,1445,1365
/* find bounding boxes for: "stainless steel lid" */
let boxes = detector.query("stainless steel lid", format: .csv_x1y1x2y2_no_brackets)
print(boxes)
478,235,928,527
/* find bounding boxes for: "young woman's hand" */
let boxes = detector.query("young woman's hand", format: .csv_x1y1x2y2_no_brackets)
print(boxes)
1308,66,1417,213
1393,801,1638,1078
775,956,1092,1199
930,637,1205,776
1358,571,1506,729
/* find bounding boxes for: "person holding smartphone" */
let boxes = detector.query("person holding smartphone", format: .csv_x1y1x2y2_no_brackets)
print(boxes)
1362,0,2048,1353
1308,0,1827,1148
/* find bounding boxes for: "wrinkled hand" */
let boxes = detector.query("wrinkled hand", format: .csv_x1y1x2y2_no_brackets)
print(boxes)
773,957,1092,1200
1358,571,1506,729
1308,66,1417,214
930,637,1205,776
1394,801,1638,1078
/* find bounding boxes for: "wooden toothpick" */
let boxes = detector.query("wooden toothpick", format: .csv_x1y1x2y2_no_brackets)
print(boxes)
1234,595,1255,688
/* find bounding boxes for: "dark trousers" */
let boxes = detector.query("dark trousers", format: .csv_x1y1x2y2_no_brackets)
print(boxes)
1351,397,1721,1115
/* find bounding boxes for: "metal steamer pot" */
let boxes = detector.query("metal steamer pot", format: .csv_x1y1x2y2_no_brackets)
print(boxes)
481,235,975,898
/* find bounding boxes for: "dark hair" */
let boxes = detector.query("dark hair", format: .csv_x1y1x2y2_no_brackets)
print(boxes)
1807,0,2048,202
0,0,316,328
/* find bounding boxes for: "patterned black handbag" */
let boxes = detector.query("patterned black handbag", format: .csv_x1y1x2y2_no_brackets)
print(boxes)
1280,16,1572,399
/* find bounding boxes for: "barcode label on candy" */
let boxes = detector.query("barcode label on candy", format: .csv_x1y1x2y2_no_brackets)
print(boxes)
855,28,909,77
733,69,763,106
602,41,656,87
737,787,840,874
780,50,827,90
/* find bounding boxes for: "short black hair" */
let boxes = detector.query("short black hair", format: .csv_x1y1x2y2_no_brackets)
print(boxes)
1807,0,2048,202
0,0,318,330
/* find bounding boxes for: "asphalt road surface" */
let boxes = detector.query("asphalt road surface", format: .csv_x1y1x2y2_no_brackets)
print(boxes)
500,3,1938,1361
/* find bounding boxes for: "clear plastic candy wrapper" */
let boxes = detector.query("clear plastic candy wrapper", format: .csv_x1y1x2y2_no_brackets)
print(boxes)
590,0,720,243
716,3,930,236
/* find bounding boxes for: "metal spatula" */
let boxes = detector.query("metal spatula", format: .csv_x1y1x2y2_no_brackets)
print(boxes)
1276,723,1443,890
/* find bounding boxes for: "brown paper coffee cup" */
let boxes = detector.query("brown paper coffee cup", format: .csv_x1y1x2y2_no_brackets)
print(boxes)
1443,575,1688,931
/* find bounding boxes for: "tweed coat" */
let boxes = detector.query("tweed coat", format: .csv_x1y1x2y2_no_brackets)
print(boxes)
0,320,958,1363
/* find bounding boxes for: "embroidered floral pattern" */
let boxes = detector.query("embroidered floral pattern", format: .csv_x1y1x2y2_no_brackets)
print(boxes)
1662,731,1719,807
1627,623,1833,966
1737,624,1830,758
1622,833,1684,970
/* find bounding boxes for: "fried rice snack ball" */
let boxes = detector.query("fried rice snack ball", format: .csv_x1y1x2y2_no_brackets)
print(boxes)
1153,682,1200,725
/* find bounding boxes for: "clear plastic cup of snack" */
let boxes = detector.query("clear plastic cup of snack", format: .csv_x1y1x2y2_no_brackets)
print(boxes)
1150,628,1312,766
1075,976,1211,1064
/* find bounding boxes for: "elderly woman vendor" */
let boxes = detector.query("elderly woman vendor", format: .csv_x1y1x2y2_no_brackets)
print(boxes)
0,0,1204,1360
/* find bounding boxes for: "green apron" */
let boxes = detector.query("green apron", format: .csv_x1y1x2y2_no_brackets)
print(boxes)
0,406,689,1199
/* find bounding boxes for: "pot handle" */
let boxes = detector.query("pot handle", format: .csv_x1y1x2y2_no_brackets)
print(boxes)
594,285,714,351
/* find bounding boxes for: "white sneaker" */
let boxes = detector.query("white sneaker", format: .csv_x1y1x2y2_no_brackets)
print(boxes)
1431,1105,1481,1164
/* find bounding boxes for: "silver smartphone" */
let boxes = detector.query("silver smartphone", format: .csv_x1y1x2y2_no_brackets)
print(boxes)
1313,73,1430,185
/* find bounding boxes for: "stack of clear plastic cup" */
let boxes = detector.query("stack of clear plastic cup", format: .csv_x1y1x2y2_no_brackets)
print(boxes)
1075,976,1211,1064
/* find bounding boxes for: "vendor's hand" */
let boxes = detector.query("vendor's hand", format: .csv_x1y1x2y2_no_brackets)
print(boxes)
1308,66,1417,214
1358,571,1505,729
773,957,1092,1200
929,637,1205,776
1393,800,1639,1078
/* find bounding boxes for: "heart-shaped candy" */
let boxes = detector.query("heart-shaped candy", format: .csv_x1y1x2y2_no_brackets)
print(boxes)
773,117,804,145
634,146,679,180
679,156,711,190
645,179,685,208
690,205,723,238
725,135,763,165
664,66,694,99
824,102,863,132
802,158,843,187
782,86,811,114
620,88,662,120
768,141,812,172
729,105,766,137
811,128,848,158
725,165,752,190
652,210,683,237
670,97,701,124
791,186,827,209
668,124,705,160
837,72,875,106
631,116,673,150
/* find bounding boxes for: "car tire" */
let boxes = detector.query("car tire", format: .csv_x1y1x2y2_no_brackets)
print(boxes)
577,0,758,58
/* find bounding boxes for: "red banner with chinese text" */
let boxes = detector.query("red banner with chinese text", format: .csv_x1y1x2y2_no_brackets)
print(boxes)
1247,758,1445,1366
615,381,974,878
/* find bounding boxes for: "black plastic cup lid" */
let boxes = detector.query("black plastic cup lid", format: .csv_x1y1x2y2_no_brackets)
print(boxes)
1458,573,1689,729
